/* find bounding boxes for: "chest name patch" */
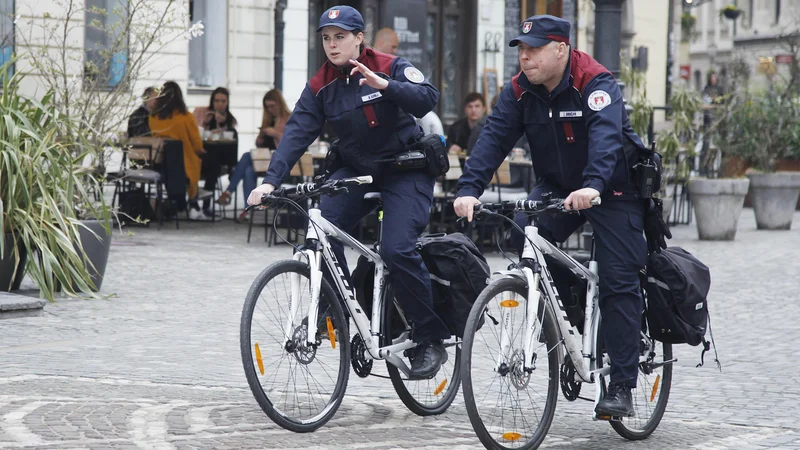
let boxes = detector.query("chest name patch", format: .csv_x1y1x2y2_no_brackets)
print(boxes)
559,110,582,118
361,92,383,102
588,90,612,111
404,67,425,84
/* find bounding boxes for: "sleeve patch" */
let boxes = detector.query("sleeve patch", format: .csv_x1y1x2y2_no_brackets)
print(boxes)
404,67,425,84
587,90,611,111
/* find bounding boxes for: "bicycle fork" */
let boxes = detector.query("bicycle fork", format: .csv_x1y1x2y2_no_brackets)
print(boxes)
286,250,323,346
495,267,543,373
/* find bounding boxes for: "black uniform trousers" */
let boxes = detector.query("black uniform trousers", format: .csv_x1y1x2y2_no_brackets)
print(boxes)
510,182,647,388
319,166,451,344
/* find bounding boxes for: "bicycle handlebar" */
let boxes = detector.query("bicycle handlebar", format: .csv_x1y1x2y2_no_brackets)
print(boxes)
473,196,601,217
245,176,373,211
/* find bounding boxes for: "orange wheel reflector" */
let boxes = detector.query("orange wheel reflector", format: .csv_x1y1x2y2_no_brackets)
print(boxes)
501,432,522,441
255,343,264,375
433,379,448,395
499,299,519,308
650,374,661,402
327,317,336,349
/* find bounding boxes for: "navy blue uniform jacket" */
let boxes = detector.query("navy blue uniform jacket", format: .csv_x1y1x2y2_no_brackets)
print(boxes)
457,49,647,199
263,48,439,187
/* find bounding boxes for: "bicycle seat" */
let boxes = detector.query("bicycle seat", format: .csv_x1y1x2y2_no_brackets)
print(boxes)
364,192,382,202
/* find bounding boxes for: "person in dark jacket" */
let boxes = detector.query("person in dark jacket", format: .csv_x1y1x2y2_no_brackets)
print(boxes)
247,6,449,380
446,92,486,155
455,15,663,418
127,87,157,138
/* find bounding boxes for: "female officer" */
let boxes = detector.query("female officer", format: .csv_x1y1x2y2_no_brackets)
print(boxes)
247,5,449,380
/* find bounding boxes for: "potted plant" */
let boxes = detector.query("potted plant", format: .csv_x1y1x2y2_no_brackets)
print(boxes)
720,5,743,20
0,63,101,299
681,12,697,42
722,88,800,230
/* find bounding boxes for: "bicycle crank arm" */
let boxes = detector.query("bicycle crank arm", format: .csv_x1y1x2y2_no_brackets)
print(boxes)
648,358,678,370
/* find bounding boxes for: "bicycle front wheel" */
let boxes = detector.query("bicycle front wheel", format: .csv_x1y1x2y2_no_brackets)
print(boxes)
383,283,461,416
240,260,350,432
461,276,560,450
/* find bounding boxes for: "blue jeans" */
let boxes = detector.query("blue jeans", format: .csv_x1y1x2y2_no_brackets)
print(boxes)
226,152,257,199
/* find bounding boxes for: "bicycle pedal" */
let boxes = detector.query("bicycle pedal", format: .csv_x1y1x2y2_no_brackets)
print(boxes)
594,414,623,422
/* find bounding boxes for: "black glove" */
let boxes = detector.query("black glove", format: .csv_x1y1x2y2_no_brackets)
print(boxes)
644,198,672,254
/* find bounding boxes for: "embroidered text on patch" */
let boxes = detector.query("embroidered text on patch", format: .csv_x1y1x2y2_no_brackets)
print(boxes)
559,110,582,118
404,67,425,84
361,92,382,102
587,90,612,111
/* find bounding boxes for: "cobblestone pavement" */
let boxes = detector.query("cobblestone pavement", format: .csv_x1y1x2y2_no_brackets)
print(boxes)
1,209,799,449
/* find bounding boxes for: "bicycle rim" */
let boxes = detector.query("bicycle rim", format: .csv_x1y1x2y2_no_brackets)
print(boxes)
383,283,461,416
240,260,350,432
462,277,560,450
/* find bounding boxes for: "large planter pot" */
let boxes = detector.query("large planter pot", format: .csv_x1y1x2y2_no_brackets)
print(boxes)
0,233,27,291
746,172,800,230
688,178,750,240
77,220,112,291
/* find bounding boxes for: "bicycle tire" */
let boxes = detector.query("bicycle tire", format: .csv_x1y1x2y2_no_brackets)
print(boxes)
383,282,461,416
461,276,560,450
596,318,673,440
240,260,350,432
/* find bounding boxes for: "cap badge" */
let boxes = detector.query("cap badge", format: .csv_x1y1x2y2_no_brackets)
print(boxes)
328,9,340,19
522,22,532,33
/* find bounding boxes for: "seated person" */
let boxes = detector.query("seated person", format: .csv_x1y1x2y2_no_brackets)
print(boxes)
446,92,486,156
127,87,157,138
217,89,292,222
148,81,208,220
198,87,238,216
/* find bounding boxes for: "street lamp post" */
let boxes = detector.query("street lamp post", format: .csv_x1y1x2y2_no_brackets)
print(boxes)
592,0,625,80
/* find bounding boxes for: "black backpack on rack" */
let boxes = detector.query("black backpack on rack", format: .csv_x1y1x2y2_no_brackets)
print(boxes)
644,246,720,368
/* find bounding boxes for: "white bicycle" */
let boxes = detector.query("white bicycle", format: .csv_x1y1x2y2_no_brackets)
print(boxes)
240,176,461,432
460,197,674,449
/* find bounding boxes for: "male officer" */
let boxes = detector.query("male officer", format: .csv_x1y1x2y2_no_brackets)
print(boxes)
454,15,668,416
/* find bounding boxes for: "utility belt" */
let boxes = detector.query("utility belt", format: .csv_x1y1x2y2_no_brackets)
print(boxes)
374,134,449,178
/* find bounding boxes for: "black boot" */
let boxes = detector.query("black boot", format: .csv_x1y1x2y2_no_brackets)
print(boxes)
408,341,448,380
595,383,634,417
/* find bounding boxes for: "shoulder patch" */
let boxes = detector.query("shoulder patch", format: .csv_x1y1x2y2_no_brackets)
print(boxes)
404,66,424,84
587,90,611,111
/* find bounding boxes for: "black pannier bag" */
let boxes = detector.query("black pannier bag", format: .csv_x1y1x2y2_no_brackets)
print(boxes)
645,247,710,345
351,233,490,339
417,233,491,338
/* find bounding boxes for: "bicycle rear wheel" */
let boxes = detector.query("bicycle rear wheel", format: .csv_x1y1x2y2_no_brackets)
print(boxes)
240,260,350,432
461,276,560,450
596,319,673,440
383,283,461,416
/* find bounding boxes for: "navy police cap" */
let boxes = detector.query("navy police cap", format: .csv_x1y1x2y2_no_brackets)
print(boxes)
509,15,570,48
317,6,365,32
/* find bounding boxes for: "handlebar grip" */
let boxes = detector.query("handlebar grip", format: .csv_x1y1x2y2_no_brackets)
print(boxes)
590,197,602,206
353,176,373,185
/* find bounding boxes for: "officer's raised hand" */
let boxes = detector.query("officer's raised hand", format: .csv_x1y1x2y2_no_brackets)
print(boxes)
454,196,481,222
564,187,600,211
349,59,389,90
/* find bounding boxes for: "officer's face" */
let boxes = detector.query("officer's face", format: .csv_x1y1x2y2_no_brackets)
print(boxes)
518,41,567,88
321,27,364,67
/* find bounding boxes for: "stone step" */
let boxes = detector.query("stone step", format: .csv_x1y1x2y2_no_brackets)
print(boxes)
0,292,46,319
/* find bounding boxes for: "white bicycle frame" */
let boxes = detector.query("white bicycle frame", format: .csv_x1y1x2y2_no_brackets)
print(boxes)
284,207,418,377
492,222,612,409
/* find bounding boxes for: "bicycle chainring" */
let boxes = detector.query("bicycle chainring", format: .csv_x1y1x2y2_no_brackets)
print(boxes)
560,355,582,401
350,334,373,378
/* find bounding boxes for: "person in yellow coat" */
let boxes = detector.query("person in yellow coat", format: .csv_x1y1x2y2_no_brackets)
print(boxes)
148,81,209,220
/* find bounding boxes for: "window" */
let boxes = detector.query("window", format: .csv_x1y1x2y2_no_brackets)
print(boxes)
188,0,227,88
0,0,13,76
84,0,129,88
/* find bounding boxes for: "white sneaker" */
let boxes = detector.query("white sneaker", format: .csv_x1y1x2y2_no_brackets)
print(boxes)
188,209,211,221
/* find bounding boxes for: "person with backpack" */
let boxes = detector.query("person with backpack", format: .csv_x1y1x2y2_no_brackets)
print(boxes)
247,6,450,380
453,15,671,417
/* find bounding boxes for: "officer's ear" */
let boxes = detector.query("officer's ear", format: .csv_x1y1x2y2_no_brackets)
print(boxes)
556,42,569,59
